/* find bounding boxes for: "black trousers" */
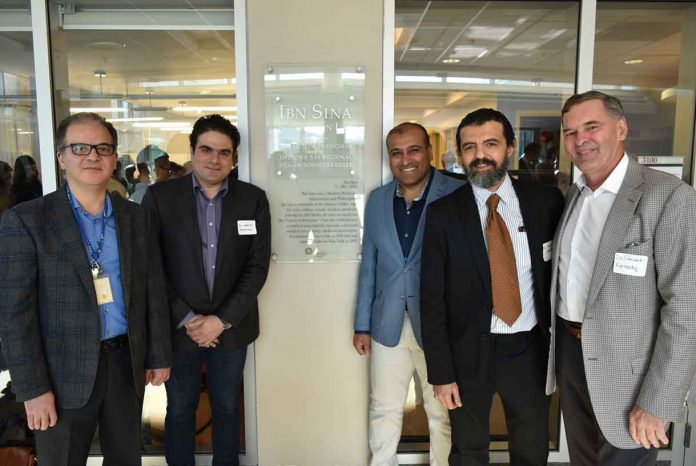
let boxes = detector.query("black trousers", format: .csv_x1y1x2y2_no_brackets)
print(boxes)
449,325,550,466
34,342,142,466
556,319,659,466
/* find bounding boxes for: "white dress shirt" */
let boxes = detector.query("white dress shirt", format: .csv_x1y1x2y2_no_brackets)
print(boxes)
558,154,629,323
472,174,537,334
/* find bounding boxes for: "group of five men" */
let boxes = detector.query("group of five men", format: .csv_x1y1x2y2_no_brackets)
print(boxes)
0,90,694,466
356,91,696,465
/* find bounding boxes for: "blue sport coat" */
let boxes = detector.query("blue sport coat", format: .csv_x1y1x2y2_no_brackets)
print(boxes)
354,169,464,347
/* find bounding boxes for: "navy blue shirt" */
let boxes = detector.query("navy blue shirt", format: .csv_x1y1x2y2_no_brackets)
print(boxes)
67,186,127,340
393,167,434,258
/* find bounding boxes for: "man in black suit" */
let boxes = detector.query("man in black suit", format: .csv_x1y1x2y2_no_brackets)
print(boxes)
0,112,172,466
142,115,271,466
420,108,564,465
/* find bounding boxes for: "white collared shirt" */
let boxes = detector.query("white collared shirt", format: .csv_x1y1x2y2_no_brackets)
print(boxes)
472,174,537,334
558,154,629,323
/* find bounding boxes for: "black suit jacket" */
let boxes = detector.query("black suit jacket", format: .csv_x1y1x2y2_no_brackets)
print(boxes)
0,186,172,408
142,174,271,352
420,180,564,386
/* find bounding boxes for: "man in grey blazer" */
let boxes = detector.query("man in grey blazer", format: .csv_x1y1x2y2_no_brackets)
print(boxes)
0,113,172,466
354,122,462,465
547,91,696,465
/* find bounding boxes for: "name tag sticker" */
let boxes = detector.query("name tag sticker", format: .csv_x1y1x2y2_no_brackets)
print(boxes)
542,240,553,262
613,252,648,277
94,277,114,305
237,220,257,235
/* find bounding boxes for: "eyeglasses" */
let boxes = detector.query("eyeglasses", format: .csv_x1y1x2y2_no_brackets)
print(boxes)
59,143,116,157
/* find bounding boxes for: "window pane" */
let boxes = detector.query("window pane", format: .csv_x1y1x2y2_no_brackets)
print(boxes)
594,2,696,184
49,1,238,199
0,1,42,218
394,0,579,454
47,0,239,455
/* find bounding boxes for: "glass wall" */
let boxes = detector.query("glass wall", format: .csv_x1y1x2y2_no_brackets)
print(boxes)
49,0,238,198
47,0,240,455
395,1,579,195
593,2,696,183
0,1,41,219
393,0,580,454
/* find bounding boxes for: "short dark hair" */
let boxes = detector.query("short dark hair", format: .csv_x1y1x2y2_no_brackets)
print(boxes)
189,114,240,151
136,162,150,176
561,91,625,120
55,112,118,150
456,108,515,153
386,122,430,148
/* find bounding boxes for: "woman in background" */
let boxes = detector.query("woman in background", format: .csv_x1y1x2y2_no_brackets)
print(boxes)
10,155,42,205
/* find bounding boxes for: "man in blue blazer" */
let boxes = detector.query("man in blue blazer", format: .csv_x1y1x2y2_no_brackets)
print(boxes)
354,122,463,465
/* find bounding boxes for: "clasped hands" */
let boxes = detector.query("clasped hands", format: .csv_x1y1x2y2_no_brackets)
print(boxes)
185,314,225,348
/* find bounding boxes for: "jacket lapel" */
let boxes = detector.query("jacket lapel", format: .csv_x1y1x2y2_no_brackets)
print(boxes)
111,194,133,310
585,158,643,311
458,185,492,300
407,170,446,263
48,186,97,304
550,185,581,315
180,176,206,285
512,180,544,311
382,179,404,262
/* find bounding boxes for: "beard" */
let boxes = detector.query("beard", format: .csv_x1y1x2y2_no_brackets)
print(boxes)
464,154,510,189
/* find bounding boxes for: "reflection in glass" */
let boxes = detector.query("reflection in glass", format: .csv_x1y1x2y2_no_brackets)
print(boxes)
47,0,239,455
394,0,579,453
594,2,696,184
49,1,238,198
0,1,40,214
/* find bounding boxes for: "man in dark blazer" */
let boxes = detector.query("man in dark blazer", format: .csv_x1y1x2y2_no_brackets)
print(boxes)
142,115,271,466
421,108,564,465
0,112,172,466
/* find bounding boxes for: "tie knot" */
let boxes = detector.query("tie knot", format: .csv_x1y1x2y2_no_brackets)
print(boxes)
487,193,501,211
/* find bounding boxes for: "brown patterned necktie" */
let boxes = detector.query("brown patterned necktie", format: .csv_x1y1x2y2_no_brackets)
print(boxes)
486,193,522,326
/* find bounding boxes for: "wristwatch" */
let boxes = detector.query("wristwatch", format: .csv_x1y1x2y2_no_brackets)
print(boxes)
219,317,233,331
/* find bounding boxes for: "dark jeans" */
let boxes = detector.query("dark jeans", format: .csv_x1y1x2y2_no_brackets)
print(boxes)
165,346,247,466
35,343,141,466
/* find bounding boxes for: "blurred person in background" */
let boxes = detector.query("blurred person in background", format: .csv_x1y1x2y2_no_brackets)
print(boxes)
11,155,42,205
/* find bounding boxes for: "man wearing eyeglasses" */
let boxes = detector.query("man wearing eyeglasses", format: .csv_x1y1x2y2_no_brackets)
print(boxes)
0,112,172,466
143,115,271,466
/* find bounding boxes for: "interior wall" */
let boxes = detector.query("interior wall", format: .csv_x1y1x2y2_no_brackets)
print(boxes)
245,0,384,464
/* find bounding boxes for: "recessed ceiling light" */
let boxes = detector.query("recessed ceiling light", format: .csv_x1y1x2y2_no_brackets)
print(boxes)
443,58,460,64
624,59,643,65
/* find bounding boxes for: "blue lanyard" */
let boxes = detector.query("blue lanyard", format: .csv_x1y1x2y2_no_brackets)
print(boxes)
67,187,108,278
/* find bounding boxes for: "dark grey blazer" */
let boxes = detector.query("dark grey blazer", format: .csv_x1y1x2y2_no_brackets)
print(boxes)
0,185,172,409
142,174,271,353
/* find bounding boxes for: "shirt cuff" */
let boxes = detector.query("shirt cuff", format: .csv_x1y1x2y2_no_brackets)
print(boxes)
177,311,196,330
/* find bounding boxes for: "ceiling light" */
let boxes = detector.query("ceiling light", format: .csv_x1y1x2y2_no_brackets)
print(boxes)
133,122,192,128
70,107,128,113
624,59,643,65
442,58,460,64
395,75,443,83
107,117,164,123
171,106,237,112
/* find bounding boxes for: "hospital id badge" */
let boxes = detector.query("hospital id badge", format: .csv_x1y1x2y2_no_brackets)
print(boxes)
94,276,114,305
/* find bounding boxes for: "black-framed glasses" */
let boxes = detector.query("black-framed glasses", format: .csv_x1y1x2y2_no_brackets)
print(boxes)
59,143,116,157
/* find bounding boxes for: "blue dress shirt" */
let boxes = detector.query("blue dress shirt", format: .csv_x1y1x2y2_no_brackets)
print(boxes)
67,186,128,340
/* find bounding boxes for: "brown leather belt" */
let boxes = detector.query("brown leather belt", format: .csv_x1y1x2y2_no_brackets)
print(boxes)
560,317,582,339
100,334,128,353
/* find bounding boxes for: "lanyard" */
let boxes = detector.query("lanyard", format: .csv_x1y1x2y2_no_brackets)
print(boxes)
67,187,108,278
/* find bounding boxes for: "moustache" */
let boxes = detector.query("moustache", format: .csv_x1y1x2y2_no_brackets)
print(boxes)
469,158,497,170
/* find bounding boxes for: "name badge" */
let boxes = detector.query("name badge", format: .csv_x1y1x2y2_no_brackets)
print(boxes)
613,252,648,277
237,220,257,235
94,277,114,305
542,240,553,262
